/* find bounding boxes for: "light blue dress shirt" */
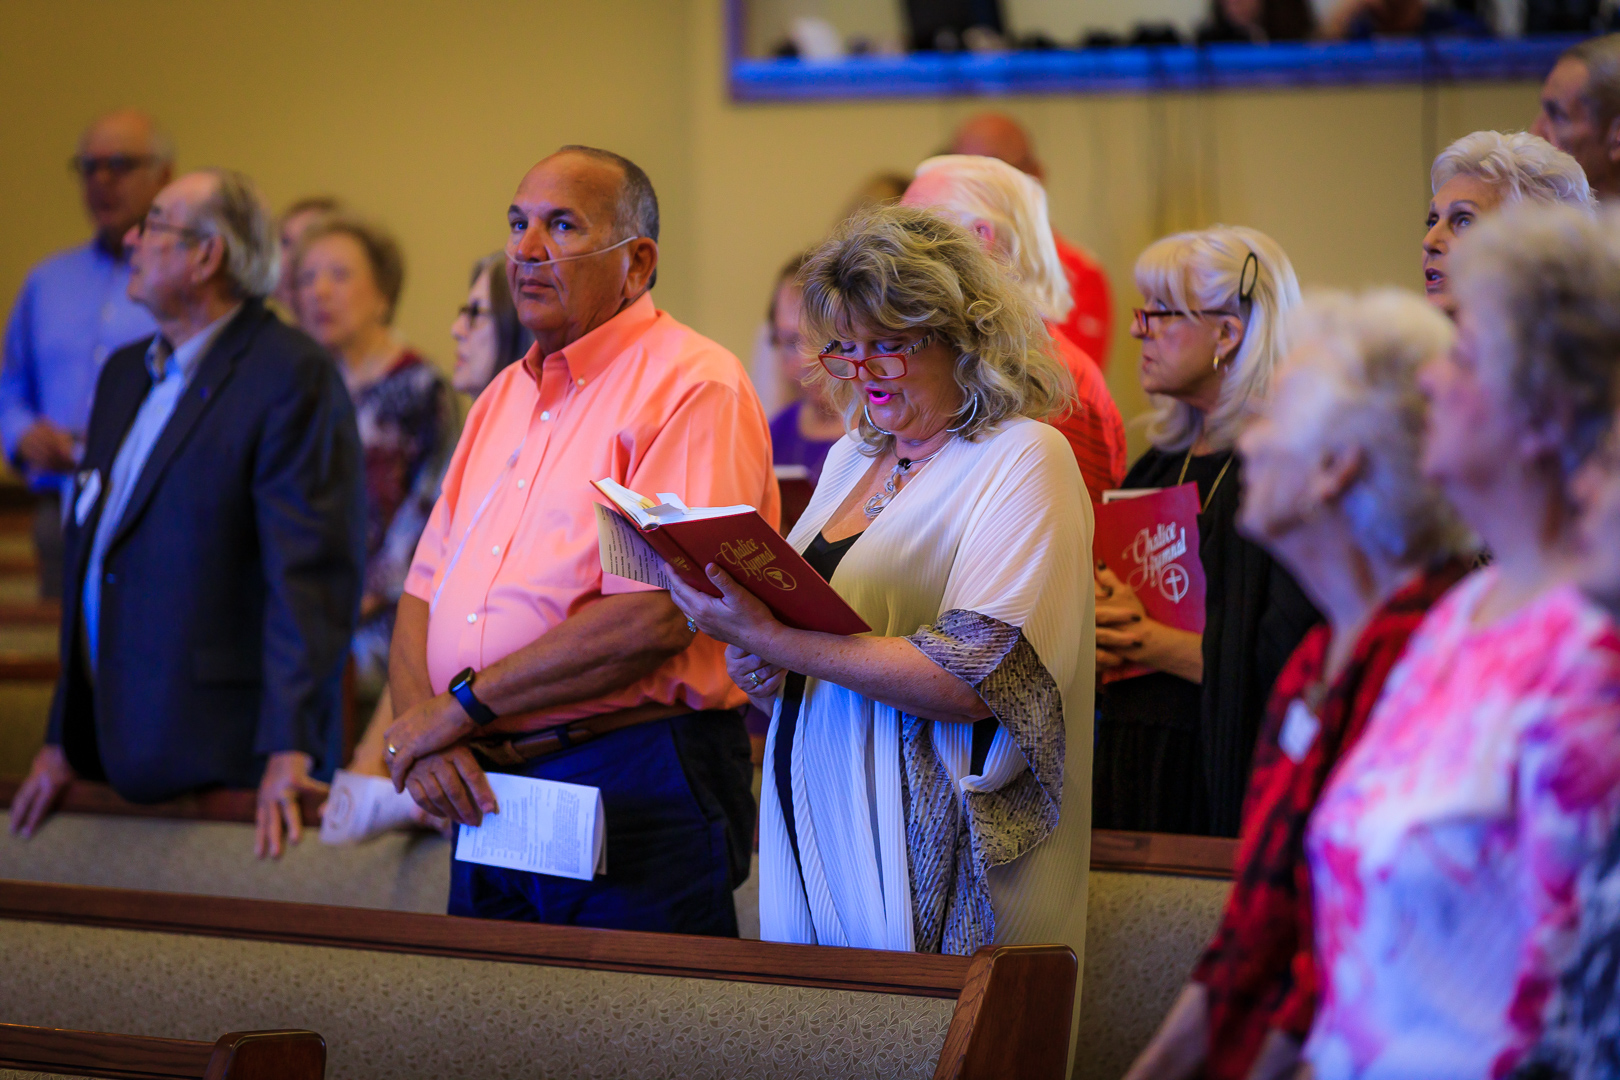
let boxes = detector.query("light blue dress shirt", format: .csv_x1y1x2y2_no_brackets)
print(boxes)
82,307,239,674
0,242,158,492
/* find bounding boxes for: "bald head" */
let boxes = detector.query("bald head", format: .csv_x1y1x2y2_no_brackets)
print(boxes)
76,109,174,252
79,109,174,163
505,147,661,354
949,113,1042,181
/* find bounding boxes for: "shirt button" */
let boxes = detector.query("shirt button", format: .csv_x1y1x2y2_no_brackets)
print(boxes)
576,378,585,388
105,572,116,584
491,545,501,556
516,478,526,489
540,411,551,421
467,613,478,624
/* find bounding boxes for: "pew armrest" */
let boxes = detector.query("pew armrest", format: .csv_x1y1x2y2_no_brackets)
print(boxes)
933,944,1078,1080
0,1022,321,1080
205,1030,325,1080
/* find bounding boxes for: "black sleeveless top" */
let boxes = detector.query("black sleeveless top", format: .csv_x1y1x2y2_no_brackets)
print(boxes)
774,531,861,868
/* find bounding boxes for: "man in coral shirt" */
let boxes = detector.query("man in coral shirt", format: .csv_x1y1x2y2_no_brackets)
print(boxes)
383,146,777,935
902,155,1126,505
950,112,1114,370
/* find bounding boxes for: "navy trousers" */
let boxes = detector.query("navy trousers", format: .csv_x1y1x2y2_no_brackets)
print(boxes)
449,709,754,936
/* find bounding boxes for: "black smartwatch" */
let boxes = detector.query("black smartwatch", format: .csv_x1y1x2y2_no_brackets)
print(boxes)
448,666,499,727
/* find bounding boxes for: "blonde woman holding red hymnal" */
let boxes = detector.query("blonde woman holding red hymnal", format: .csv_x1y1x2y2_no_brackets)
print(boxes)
669,203,1093,1066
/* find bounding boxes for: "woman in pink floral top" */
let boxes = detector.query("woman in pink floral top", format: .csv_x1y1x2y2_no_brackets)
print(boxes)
1305,205,1620,1079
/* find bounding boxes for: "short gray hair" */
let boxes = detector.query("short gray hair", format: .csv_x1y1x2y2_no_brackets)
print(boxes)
911,154,1073,322
1281,289,1471,564
1563,33,1620,123
1453,202,1620,476
190,168,278,299
1431,130,1595,209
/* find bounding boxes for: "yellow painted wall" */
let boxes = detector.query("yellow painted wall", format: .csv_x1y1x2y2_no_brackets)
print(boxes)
2,1,1541,459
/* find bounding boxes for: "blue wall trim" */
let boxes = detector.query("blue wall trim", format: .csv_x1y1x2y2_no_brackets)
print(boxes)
729,36,1582,102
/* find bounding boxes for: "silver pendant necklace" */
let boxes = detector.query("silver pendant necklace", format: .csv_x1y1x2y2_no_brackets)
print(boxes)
864,446,945,519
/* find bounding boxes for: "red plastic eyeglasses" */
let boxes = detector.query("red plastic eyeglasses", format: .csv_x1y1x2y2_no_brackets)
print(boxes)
816,331,934,381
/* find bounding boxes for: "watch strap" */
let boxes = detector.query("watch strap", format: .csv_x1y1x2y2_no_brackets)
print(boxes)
449,668,499,727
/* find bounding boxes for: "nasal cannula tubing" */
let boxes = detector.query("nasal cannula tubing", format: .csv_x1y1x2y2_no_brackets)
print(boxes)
506,234,637,269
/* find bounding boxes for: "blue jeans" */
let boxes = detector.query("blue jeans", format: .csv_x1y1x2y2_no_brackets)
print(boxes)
449,709,753,936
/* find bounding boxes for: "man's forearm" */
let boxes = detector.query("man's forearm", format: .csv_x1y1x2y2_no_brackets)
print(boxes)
467,592,691,719
389,595,436,715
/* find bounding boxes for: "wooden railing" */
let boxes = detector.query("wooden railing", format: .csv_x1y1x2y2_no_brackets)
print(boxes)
0,777,1237,877
0,1023,325,1080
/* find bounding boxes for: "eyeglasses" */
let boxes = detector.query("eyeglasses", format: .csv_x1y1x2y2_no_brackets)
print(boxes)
70,154,159,180
1130,308,1240,336
817,331,934,381
457,302,490,323
135,213,206,244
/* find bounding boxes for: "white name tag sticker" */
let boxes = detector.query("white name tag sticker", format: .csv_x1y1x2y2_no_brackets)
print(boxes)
455,772,606,882
74,469,101,527
1279,698,1321,764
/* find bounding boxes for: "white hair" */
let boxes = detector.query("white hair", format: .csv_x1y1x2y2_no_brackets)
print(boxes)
912,154,1073,323
1453,202,1620,477
1281,289,1471,564
190,168,279,299
1134,225,1301,452
1431,130,1595,209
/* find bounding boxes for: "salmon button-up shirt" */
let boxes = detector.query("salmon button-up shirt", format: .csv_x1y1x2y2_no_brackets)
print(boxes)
404,293,779,734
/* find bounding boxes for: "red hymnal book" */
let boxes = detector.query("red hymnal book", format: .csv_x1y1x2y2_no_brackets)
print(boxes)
1094,482,1206,682
592,478,870,636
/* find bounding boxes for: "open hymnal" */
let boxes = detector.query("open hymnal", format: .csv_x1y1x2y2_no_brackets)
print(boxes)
319,769,421,845
592,477,869,635
454,772,606,882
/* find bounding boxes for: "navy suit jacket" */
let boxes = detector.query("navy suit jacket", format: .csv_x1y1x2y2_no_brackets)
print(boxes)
47,299,365,802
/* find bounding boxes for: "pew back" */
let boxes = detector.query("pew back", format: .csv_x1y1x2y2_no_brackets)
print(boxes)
0,881,1072,1080
1,784,1232,1078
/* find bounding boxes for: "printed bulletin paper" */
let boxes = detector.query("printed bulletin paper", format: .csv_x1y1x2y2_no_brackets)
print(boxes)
454,773,607,882
319,769,421,845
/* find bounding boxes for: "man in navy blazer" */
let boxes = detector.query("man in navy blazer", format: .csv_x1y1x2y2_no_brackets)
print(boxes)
8,168,364,858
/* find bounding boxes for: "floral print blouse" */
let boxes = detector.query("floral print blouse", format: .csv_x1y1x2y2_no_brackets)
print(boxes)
1305,570,1620,1080
354,352,454,611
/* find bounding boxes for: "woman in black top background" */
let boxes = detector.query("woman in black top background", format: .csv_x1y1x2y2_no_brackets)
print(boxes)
1093,226,1319,838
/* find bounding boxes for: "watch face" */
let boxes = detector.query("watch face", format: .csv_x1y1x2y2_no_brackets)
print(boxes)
451,667,474,692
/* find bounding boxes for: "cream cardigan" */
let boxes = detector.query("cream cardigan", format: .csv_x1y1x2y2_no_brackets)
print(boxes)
759,417,1095,969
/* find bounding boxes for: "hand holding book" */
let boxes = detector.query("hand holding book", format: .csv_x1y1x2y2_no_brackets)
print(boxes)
593,478,869,636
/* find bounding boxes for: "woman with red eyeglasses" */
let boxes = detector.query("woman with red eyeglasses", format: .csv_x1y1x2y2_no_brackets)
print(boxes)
668,202,1095,1068
1093,226,1320,840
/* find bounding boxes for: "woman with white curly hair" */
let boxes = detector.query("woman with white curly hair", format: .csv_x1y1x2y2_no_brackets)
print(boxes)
1423,129,1593,316
668,205,1093,999
1123,289,1471,1080
1306,203,1620,1079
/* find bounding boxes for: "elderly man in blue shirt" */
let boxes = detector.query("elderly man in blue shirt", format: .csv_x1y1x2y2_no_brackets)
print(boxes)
0,109,171,597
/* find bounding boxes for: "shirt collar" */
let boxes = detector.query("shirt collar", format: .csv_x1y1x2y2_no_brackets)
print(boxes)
522,292,658,388
147,304,243,382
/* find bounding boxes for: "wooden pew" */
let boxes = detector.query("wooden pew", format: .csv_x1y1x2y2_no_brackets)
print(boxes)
0,779,1234,1077
0,1024,324,1080
0,879,1073,1080
0,780,448,915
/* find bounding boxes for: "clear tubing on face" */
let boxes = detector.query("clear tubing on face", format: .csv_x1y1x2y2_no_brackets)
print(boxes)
506,234,637,269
